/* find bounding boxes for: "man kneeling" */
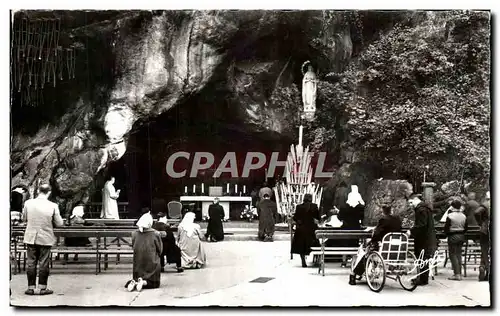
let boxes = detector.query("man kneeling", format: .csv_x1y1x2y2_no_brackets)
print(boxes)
349,205,402,285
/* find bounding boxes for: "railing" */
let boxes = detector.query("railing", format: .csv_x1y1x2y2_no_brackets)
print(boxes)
85,202,129,219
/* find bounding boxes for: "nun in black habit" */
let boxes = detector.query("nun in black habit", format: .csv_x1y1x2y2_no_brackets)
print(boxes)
291,194,320,267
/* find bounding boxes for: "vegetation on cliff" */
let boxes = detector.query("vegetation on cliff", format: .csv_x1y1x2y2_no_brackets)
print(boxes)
313,10,490,190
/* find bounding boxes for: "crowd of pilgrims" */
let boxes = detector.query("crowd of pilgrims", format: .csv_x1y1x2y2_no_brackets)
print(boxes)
11,180,490,294
290,182,491,286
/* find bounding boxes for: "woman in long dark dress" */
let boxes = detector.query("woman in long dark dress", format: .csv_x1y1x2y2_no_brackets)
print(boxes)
337,185,365,267
152,212,184,273
126,212,162,292
291,194,320,267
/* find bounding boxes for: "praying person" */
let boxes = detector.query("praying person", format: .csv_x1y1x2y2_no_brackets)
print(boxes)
64,201,92,262
152,212,183,273
444,200,468,281
205,198,225,242
126,211,162,292
178,212,207,269
337,185,365,267
291,194,320,267
257,193,278,242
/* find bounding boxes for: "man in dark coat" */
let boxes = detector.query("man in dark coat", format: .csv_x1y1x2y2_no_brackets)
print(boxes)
407,194,437,286
205,198,225,242
349,205,402,285
371,205,403,244
257,194,278,242
152,212,183,273
464,192,480,226
474,191,490,281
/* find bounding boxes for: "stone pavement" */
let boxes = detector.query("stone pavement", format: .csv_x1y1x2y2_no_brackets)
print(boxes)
10,241,490,307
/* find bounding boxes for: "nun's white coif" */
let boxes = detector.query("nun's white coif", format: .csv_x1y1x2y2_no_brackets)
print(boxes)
346,185,365,208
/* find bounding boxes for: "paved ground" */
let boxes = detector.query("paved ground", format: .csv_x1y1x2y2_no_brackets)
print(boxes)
10,241,490,307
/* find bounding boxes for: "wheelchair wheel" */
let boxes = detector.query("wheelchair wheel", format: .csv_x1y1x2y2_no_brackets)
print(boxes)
365,252,386,292
398,251,418,291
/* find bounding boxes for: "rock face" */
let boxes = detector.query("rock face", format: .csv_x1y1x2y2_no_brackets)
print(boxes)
11,10,359,210
364,180,414,226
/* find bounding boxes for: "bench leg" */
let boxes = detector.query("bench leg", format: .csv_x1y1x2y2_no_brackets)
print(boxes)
96,254,99,275
104,254,109,270
17,253,21,274
463,243,468,278
321,252,325,276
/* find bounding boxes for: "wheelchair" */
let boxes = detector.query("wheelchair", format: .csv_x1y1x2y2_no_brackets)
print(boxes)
351,232,419,292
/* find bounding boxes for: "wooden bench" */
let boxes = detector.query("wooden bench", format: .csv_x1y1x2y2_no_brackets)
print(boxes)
83,219,181,226
11,228,168,274
436,230,482,277
313,227,482,278
315,230,372,276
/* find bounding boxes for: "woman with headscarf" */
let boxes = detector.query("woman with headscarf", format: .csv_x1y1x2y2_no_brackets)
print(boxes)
291,194,320,267
126,211,163,291
64,202,92,262
177,212,206,269
337,185,365,267
152,212,184,273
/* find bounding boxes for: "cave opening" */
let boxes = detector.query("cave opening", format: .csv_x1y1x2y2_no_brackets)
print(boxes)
101,89,295,219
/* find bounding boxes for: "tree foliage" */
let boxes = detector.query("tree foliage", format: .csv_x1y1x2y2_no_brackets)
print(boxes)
318,11,490,184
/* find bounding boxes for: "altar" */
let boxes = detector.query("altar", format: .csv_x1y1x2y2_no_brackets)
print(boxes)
179,196,252,220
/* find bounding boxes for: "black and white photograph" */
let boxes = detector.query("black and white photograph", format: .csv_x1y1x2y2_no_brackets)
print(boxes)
7,2,493,308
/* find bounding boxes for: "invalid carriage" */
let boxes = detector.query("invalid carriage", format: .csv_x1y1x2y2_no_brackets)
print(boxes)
351,232,419,292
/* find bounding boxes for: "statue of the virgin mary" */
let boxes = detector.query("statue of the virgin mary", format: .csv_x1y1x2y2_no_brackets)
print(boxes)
302,61,317,116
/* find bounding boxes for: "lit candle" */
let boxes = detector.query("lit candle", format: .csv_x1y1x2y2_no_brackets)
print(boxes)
243,185,246,194
235,184,238,193
184,186,187,194
193,184,196,194
227,183,230,193
201,183,204,194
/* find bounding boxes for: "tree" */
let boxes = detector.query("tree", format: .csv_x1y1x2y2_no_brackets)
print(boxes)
317,11,490,185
